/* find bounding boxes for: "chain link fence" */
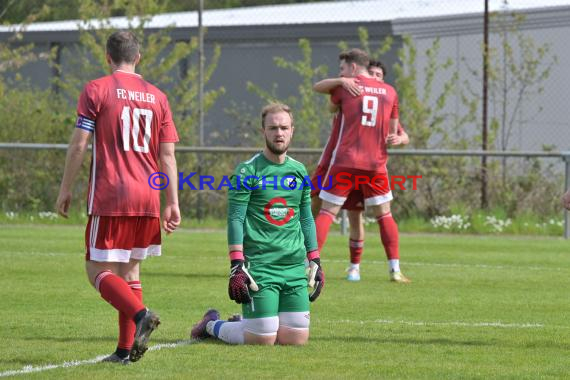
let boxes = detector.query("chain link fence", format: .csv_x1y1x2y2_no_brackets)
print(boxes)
0,0,569,230
0,143,566,236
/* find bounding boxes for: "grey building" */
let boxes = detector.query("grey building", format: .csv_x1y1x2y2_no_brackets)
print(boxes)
1,0,569,149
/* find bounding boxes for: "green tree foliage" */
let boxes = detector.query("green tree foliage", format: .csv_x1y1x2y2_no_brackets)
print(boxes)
0,0,226,214
0,0,76,24
351,23,558,218
0,5,50,93
0,0,333,24
338,27,393,61
343,28,474,216
463,11,557,153
0,6,74,212
460,9,559,214
489,11,558,214
0,3,562,219
246,38,330,148
49,0,225,144
341,27,473,149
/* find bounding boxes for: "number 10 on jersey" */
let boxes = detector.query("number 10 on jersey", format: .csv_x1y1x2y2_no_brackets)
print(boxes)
121,106,153,153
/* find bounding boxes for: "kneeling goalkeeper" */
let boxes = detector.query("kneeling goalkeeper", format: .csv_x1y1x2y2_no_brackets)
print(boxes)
191,102,324,345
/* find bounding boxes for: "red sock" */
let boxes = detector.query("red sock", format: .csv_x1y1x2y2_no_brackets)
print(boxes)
315,209,335,252
377,212,399,260
349,239,364,264
118,280,143,350
95,271,145,319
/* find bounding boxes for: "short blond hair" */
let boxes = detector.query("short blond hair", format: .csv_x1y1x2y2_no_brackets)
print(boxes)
261,102,294,129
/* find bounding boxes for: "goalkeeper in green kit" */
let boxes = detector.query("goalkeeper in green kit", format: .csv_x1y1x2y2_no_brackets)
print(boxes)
191,103,324,345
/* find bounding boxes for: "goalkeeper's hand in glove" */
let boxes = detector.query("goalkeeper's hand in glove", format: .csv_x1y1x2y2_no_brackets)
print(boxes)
228,260,258,304
307,256,324,302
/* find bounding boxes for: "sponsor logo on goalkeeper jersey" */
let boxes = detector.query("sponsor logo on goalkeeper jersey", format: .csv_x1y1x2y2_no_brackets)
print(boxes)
148,172,421,191
264,198,294,226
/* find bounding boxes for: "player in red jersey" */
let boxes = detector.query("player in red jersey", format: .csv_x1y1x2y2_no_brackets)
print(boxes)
56,31,180,364
312,49,405,283
311,60,411,283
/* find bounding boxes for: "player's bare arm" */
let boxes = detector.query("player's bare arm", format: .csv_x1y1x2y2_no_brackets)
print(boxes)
313,77,361,96
56,128,91,218
159,142,181,233
387,118,399,139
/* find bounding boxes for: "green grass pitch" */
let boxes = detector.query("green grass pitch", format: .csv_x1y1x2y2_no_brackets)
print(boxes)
1,224,570,379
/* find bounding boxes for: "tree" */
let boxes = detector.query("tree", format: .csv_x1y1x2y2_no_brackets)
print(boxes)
0,0,227,214
0,0,77,24
462,6,557,189
0,6,73,213
50,0,225,144
0,0,334,24
246,38,330,148
338,27,393,62
0,5,50,93
490,10,556,184
342,28,477,216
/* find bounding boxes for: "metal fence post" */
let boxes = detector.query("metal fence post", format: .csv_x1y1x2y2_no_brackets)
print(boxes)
196,0,205,222
562,151,570,239
1,144,567,236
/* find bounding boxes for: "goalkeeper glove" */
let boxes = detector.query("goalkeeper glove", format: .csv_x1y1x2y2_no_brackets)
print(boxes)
307,257,324,302
228,260,258,304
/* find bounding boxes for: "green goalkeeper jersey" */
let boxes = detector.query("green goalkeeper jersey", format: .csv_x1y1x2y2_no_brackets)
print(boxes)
227,152,318,265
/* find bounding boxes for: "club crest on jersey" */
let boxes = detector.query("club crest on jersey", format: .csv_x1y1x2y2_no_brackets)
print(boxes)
264,197,294,226
285,177,297,189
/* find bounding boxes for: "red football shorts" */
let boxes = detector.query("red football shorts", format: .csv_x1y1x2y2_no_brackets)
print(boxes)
310,164,328,198
342,190,365,211
319,166,393,207
85,215,161,263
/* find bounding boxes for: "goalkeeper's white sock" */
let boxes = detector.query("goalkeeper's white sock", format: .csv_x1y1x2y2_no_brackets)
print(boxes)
206,320,244,345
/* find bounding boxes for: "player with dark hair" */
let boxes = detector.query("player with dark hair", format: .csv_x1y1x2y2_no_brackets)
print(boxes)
56,31,180,363
311,58,410,283
191,103,323,346
368,59,388,82
310,49,405,284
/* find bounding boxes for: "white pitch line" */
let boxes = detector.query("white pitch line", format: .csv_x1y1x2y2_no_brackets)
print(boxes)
3,251,570,273
323,258,570,272
0,339,195,378
0,316,553,378
0,355,108,378
327,319,545,329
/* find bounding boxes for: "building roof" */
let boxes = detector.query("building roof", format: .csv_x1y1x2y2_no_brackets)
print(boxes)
1,0,570,32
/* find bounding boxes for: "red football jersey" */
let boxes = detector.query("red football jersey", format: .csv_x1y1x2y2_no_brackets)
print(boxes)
316,111,341,170
76,70,179,217
318,116,405,173
329,75,399,171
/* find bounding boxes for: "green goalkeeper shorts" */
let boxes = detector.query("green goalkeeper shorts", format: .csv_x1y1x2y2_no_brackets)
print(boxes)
242,261,309,319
